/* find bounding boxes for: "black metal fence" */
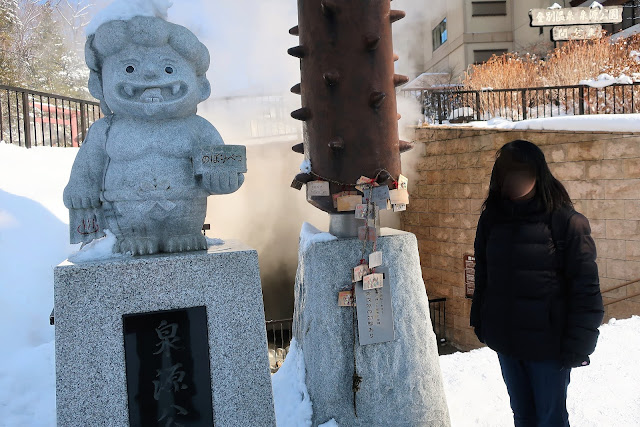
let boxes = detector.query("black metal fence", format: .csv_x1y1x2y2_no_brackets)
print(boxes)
0,84,102,148
429,297,447,344
265,297,448,371
404,82,640,124
266,318,293,372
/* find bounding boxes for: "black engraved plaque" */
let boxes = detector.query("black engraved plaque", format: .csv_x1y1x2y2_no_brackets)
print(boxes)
123,306,214,427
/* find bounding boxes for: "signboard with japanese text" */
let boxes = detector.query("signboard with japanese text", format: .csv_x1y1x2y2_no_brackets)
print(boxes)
530,6,622,27
123,306,214,427
355,267,394,345
552,24,603,41
464,254,476,299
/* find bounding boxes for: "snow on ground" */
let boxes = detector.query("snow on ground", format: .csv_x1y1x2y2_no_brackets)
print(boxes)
1,143,640,426
579,73,633,88
443,114,640,133
271,338,313,427
299,222,337,253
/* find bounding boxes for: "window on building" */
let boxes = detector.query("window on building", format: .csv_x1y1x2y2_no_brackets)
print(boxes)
472,1,507,17
603,0,640,34
473,49,508,64
432,18,448,51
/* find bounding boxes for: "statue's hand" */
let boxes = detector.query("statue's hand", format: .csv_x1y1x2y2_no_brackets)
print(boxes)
63,184,101,209
201,170,245,195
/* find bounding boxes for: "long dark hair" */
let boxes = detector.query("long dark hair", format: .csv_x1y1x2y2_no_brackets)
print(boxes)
481,140,573,214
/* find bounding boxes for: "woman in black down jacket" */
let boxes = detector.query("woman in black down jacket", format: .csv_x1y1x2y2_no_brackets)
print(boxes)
470,140,604,427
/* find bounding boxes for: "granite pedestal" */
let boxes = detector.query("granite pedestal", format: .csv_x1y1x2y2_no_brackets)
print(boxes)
54,241,276,426
294,229,451,427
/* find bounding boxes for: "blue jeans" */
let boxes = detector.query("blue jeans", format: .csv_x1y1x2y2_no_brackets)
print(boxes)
497,352,571,427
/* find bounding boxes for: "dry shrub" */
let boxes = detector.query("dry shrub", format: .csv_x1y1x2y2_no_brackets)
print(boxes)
463,34,640,90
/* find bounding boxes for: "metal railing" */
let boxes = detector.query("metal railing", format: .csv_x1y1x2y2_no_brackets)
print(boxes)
265,298,448,371
0,84,102,148
403,82,640,124
602,277,640,307
266,318,293,372
429,297,447,344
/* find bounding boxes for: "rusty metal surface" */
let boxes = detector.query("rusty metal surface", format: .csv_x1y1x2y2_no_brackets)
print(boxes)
289,0,407,213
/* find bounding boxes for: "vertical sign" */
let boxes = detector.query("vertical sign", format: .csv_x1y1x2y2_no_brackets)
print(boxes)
354,267,394,345
464,254,476,299
123,306,214,427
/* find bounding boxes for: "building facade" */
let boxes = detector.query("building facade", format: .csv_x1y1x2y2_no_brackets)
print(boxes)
403,0,640,83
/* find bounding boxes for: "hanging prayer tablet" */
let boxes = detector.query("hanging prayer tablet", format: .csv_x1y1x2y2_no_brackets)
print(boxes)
369,251,383,268
389,188,410,205
337,195,364,212
363,273,384,291
353,264,370,282
355,204,379,220
338,291,355,307
333,191,358,208
392,203,407,212
358,226,377,242
307,181,330,200
398,174,409,190
371,185,391,209
356,176,377,193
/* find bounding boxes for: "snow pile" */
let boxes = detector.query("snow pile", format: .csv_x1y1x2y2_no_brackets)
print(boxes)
206,236,225,246
271,338,313,427
441,316,640,426
548,3,562,9
445,114,640,132
299,222,337,253
86,0,173,36
579,73,633,88
300,159,312,174
0,143,79,424
68,229,128,263
590,1,604,10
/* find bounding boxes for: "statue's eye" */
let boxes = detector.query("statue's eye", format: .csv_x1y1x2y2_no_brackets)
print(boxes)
126,65,135,73
165,66,174,74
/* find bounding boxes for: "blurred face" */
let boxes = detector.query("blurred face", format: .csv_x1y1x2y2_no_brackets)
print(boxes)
502,169,536,201
101,44,204,120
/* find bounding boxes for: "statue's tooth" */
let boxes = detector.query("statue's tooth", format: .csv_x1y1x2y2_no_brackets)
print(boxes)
123,84,134,97
171,83,180,95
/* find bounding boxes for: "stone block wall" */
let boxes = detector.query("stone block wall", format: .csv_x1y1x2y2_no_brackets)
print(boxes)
401,126,640,351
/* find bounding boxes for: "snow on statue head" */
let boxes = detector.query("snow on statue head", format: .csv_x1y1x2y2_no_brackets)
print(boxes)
63,12,246,256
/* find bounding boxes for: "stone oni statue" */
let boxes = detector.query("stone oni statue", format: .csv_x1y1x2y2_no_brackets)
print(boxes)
64,16,245,256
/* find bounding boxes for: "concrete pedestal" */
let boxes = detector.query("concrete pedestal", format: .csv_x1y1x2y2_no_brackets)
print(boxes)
54,241,276,427
294,229,451,427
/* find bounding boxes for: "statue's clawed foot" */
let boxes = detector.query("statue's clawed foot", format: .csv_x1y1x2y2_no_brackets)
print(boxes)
164,234,207,253
116,236,160,256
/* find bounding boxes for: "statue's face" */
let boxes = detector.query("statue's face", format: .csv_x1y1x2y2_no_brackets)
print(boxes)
101,44,204,119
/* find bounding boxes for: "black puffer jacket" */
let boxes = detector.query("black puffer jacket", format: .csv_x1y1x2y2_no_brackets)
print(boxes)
470,196,604,361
